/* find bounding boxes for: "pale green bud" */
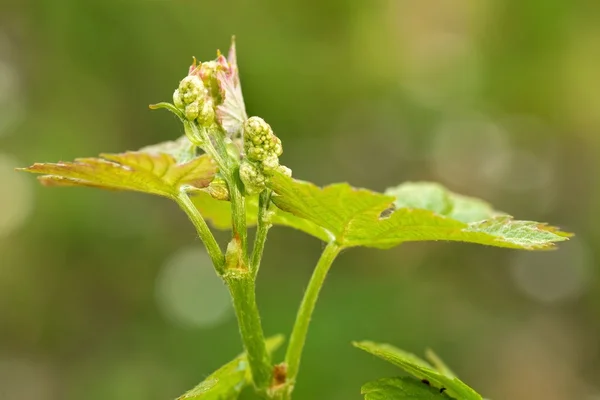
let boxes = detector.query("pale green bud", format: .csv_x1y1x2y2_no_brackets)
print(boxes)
243,117,273,141
179,76,205,104
207,177,230,201
262,154,280,174
278,165,292,177
197,99,216,126
243,116,284,164
246,146,267,162
251,135,264,146
185,101,200,121
272,136,283,156
240,116,286,184
239,160,266,195
224,235,244,272
199,61,225,105
173,89,184,109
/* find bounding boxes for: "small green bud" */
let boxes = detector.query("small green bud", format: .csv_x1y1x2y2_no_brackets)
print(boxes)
244,117,273,141
239,160,266,195
272,136,283,156
207,177,230,201
185,101,200,121
251,135,264,146
243,116,285,166
246,146,267,162
179,76,205,104
277,165,292,177
173,89,184,109
197,99,216,126
199,61,224,105
262,154,280,174
224,236,245,272
240,116,286,184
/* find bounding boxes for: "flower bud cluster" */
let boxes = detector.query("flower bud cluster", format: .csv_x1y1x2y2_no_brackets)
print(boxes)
173,76,215,127
239,117,291,194
173,60,227,128
198,61,225,105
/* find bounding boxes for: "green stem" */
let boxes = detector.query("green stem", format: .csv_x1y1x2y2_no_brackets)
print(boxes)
182,122,268,391
251,189,272,277
284,242,342,386
175,192,224,272
228,171,248,261
224,271,273,391
184,121,229,169
203,125,248,263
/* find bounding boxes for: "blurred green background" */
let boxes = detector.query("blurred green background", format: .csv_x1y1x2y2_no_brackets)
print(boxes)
1,0,599,399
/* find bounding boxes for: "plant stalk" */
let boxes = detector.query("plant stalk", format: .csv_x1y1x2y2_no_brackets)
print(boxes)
175,192,225,272
207,125,249,263
224,271,273,391
182,122,271,392
251,189,272,277
227,171,249,261
284,242,342,388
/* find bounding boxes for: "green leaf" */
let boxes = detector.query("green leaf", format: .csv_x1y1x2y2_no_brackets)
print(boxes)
191,191,331,242
362,377,450,400
268,173,570,249
18,136,217,199
353,341,482,400
384,182,502,223
178,335,284,400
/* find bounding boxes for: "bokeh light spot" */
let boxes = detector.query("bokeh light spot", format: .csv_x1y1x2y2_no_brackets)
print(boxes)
155,246,231,329
510,239,592,304
431,114,510,189
0,154,34,237
486,149,554,192
0,56,24,137
0,357,56,400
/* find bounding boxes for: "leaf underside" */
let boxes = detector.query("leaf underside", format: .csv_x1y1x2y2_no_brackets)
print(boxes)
18,136,217,199
178,335,284,400
191,191,331,242
362,377,450,400
267,173,571,250
354,341,482,400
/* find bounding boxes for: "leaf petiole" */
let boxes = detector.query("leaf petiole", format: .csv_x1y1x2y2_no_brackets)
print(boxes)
175,191,225,272
284,241,342,390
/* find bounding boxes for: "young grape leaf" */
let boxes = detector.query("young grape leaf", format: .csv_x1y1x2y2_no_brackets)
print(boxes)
353,341,482,400
18,136,217,199
361,377,450,400
178,335,284,400
268,173,570,250
215,37,248,137
190,191,330,242
384,182,502,223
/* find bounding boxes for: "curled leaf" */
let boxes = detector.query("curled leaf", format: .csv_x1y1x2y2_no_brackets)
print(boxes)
361,377,450,400
354,341,482,400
